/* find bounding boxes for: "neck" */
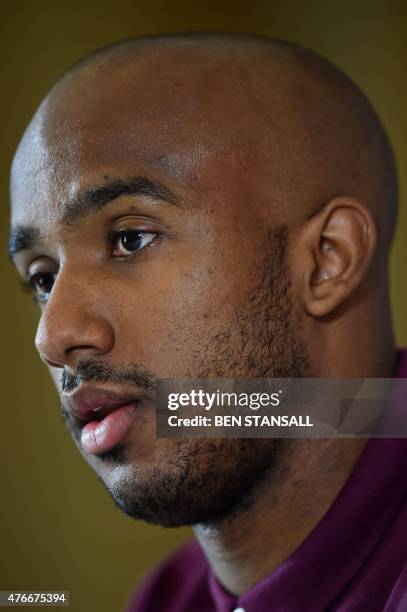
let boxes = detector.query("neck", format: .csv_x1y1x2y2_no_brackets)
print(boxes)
194,437,368,595
194,340,397,596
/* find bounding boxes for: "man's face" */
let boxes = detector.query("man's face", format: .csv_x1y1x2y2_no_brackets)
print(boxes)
10,50,308,525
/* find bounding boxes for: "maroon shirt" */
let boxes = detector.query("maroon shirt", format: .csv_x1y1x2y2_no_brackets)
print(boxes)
128,353,407,611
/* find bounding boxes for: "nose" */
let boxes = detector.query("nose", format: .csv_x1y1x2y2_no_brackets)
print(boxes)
35,269,115,369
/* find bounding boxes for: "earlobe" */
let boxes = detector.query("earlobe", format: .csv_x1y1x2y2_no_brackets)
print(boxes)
304,197,377,318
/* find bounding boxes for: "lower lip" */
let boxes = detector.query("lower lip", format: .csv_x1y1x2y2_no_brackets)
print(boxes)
80,403,137,455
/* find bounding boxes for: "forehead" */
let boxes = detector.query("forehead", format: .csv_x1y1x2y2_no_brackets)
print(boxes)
12,50,256,217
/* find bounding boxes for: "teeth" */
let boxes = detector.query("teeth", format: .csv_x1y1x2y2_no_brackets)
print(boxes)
93,407,102,412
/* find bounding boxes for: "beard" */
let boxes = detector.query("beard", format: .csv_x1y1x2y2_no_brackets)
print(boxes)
61,225,311,527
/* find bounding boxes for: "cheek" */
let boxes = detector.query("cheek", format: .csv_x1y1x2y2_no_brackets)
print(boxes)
110,260,241,377
112,278,218,376
107,221,263,376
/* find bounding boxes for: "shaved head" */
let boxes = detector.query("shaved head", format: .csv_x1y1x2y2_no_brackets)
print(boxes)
9,34,397,527
18,33,397,250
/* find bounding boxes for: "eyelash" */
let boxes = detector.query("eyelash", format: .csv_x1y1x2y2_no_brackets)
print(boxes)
20,275,55,304
22,228,160,302
108,227,159,258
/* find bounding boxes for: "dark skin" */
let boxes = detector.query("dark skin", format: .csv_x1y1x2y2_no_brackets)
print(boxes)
10,36,397,595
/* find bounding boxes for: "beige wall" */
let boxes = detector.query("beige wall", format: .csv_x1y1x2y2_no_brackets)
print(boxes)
1,2,406,611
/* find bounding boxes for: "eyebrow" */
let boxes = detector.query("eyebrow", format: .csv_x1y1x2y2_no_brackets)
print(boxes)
63,175,181,224
8,226,41,260
8,175,181,259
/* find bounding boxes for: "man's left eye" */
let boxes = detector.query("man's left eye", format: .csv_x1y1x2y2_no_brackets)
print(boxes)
112,230,156,256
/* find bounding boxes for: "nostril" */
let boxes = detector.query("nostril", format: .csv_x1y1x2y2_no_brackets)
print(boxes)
66,344,99,355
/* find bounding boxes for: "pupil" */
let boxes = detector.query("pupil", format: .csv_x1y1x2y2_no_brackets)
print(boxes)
35,273,54,294
122,231,142,251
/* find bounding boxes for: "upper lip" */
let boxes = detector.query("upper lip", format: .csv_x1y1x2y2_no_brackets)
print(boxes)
64,385,142,425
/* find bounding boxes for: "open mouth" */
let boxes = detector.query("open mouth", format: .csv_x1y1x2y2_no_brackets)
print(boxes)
64,386,142,456
80,403,138,455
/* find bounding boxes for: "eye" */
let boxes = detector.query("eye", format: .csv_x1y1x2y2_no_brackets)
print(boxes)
112,229,156,257
29,271,57,302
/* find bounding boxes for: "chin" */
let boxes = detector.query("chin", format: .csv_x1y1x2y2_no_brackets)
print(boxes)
87,438,284,528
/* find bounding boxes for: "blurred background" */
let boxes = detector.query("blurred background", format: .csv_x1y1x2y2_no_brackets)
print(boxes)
1,1,406,611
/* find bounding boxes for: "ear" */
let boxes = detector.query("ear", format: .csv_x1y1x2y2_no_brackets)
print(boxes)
299,197,378,318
